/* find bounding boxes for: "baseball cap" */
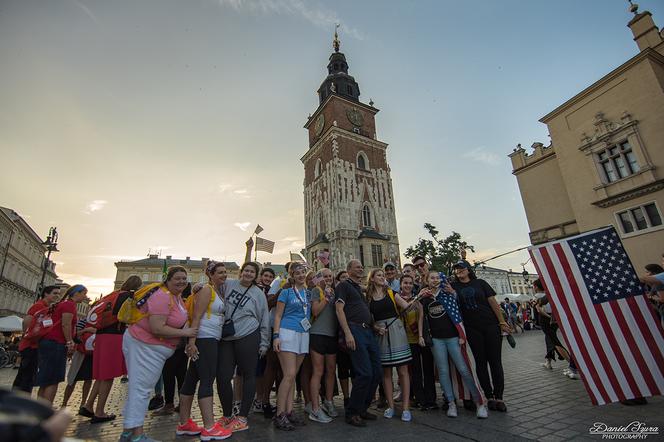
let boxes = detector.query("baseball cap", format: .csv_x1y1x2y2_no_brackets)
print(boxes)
383,262,396,270
452,261,470,269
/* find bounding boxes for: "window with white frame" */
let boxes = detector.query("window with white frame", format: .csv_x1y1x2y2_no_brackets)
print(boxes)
615,202,662,235
597,141,640,183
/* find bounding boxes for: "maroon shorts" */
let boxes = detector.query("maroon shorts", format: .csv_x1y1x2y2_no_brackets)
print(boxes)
93,333,127,380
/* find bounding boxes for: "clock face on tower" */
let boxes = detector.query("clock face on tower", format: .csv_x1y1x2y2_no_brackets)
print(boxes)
315,114,325,136
346,108,364,127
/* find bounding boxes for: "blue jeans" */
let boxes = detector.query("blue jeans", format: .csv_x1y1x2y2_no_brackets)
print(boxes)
346,324,382,416
431,337,481,403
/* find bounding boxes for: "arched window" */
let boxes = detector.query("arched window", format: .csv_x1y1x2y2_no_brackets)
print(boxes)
357,152,368,170
314,159,321,178
362,204,372,227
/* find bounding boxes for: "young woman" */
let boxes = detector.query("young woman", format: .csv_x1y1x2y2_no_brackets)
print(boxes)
36,284,89,405
273,263,312,430
217,262,270,433
176,261,231,440
450,262,510,413
366,269,413,422
398,275,428,408
308,268,338,423
120,267,197,442
426,271,488,418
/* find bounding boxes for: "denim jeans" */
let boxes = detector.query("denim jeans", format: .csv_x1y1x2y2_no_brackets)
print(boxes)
346,324,382,416
431,337,481,403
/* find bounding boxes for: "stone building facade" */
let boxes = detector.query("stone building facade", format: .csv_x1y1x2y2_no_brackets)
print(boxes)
114,255,240,290
0,207,60,316
509,6,664,272
301,32,400,272
475,266,537,296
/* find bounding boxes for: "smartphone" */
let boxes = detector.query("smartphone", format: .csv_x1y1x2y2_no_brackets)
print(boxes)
438,272,448,289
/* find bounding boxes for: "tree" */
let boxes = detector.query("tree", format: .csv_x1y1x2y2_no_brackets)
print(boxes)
404,224,475,274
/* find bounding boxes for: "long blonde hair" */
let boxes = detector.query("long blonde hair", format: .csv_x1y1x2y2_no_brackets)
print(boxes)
366,269,387,301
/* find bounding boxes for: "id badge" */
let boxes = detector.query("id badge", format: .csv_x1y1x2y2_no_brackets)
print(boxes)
300,318,311,331
42,319,53,327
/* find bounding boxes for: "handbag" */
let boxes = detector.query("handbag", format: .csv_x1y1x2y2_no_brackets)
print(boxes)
222,285,252,338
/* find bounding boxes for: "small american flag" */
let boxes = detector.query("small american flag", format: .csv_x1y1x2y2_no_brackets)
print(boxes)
530,226,664,405
437,290,485,403
255,236,275,254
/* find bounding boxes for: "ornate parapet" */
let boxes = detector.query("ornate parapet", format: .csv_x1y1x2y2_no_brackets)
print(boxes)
509,142,555,174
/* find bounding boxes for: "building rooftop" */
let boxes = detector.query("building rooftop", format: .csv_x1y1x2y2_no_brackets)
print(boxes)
116,255,239,270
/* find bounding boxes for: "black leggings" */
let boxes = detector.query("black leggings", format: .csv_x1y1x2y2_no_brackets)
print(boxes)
409,344,436,405
162,347,187,405
217,329,260,417
466,323,504,400
180,338,218,399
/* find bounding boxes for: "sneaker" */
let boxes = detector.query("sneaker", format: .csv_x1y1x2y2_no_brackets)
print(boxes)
262,402,276,418
176,418,203,436
129,435,160,442
148,395,164,411
562,368,571,376
495,400,507,412
304,402,313,416
476,404,488,419
216,416,233,428
568,372,580,380
308,408,332,423
383,407,394,419
541,359,553,370
447,402,457,418
252,399,262,413
287,412,306,426
231,401,241,417
152,404,174,416
322,400,338,418
224,416,249,432
274,413,295,431
200,423,232,441
119,431,132,442
401,410,412,422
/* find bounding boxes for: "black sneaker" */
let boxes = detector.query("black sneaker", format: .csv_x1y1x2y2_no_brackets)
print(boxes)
274,413,294,431
262,403,276,418
148,395,164,411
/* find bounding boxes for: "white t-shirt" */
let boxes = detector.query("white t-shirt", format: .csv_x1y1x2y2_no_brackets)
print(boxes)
198,289,224,340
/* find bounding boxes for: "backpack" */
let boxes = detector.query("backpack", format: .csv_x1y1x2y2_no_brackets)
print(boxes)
184,284,217,322
87,290,127,330
117,283,164,325
23,303,59,343
76,330,96,355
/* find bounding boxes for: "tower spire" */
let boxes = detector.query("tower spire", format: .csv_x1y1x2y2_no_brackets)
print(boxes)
333,23,340,52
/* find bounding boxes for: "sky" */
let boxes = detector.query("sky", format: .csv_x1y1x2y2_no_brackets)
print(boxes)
2,0,662,297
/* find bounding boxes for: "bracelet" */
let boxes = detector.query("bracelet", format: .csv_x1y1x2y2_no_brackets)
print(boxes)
272,333,280,339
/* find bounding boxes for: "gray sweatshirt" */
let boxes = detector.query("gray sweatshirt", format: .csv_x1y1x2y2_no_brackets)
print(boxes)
222,279,270,350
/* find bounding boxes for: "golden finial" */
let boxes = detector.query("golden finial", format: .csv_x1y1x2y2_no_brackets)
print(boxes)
333,23,340,52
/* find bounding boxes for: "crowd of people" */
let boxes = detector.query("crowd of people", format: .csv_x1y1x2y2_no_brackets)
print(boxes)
9,246,664,441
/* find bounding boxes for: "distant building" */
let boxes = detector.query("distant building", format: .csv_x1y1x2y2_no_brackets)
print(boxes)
509,6,664,272
0,207,60,316
475,265,537,296
114,255,240,289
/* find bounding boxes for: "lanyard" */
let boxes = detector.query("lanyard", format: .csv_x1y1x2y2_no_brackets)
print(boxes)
292,287,308,316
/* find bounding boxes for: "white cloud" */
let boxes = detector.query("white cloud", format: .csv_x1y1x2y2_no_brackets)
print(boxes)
462,147,501,166
233,189,248,194
218,0,364,40
83,200,107,214
234,222,251,231
218,183,253,199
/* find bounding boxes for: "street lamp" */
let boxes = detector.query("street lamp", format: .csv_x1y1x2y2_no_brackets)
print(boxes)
35,227,58,301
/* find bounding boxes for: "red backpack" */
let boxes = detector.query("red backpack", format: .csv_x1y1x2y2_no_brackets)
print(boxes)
86,290,127,330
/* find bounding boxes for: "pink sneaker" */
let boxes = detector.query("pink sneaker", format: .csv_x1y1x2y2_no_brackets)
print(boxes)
176,418,203,436
224,416,249,432
200,423,232,441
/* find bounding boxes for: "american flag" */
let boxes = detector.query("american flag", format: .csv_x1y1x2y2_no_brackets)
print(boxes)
255,236,275,253
436,290,485,403
529,226,664,405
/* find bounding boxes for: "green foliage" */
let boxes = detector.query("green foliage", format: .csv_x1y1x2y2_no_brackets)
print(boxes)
404,224,475,274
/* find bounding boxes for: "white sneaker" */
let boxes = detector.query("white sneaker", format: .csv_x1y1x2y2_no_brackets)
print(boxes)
447,402,457,418
562,368,570,376
383,407,395,419
322,400,338,418
541,359,552,370
476,404,488,419
568,372,580,380
252,399,262,413
304,403,313,416
308,408,332,423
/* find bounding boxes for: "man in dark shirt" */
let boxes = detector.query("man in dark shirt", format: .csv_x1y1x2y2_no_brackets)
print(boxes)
335,259,380,426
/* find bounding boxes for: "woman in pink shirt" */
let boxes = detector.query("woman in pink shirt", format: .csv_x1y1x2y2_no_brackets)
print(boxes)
120,266,197,442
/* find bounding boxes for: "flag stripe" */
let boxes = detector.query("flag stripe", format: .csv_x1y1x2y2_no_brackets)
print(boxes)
633,296,664,366
533,247,607,404
624,297,664,392
555,243,625,402
602,301,650,397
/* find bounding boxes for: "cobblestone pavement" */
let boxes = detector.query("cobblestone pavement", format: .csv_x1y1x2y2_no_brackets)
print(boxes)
2,331,662,441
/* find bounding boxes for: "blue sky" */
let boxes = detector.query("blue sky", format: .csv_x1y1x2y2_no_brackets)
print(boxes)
1,0,662,295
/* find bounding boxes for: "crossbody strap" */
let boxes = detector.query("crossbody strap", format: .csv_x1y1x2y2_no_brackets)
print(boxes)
227,284,253,321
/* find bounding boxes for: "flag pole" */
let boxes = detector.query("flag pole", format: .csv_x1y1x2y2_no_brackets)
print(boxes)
254,232,258,261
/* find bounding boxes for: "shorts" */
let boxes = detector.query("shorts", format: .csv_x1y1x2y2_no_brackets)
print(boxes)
279,328,309,355
310,334,338,355
35,339,67,387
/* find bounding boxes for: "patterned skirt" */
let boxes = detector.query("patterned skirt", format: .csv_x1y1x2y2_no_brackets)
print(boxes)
376,317,412,367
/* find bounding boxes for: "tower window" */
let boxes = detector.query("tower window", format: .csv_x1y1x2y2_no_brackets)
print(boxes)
347,85,353,95
371,244,383,267
314,159,321,178
357,152,368,170
362,204,372,227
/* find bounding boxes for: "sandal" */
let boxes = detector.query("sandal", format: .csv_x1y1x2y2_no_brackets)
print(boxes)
78,406,94,418
91,414,116,424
